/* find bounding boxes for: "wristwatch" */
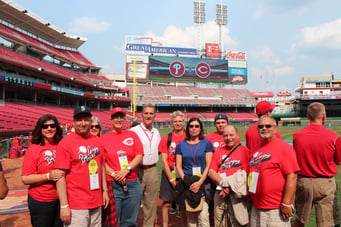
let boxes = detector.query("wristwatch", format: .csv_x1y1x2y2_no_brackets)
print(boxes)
127,165,132,172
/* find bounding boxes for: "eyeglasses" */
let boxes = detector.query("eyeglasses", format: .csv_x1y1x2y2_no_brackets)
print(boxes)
189,125,200,128
257,124,274,129
42,123,56,129
91,125,100,129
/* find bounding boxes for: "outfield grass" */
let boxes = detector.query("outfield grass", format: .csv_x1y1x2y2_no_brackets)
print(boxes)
157,125,341,226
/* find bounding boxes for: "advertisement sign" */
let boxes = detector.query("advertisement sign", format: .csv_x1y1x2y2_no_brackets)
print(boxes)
228,60,247,68
228,68,247,76
149,56,228,83
226,51,247,60
206,43,220,58
126,63,148,80
229,75,247,84
125,44,197,55
126,55,148,64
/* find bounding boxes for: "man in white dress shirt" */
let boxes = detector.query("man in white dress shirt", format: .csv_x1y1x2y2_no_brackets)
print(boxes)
131,103,161,227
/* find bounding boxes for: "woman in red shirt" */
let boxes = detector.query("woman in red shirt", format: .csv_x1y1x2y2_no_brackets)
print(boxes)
22,114,64,227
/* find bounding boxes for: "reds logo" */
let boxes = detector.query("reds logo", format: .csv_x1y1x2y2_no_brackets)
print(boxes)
44,150,56,165
122,138,134,146
78,145,100,164
250,152,272,167
196,62,211,78
220,157,242,170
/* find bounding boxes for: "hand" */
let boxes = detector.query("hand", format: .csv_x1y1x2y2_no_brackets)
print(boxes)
49,170,64,181
218,190,227,198
222,187,231,195
281,205,294,219
189,181,202,193
115,169,129,182
103,191,109,209
170,180,176,188
60,207,71,224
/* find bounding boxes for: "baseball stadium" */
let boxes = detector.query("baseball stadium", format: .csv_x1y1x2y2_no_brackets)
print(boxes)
0,0,340,226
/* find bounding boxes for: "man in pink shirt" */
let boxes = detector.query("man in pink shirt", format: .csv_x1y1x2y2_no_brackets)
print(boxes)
293,102,341,227
245,100,281,151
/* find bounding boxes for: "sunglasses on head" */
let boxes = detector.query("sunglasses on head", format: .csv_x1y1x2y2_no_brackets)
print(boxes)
257,124,273,129
189,125,200,128
42,123,56,129
91,125,100,129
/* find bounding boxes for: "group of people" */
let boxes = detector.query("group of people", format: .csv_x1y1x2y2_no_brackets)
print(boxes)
18,100,340,227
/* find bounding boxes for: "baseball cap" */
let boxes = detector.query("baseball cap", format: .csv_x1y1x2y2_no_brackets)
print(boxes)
214,113,228,123
73,106,92,118
256,100,276,115
111,107,126,117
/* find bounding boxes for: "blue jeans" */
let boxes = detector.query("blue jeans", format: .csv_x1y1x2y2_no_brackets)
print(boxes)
112,179,142,227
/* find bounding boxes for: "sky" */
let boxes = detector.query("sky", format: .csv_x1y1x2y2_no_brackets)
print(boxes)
12,0,341,95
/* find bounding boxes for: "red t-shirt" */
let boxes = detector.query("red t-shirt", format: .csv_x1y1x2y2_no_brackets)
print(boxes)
54,133,104,209
101,130,144,181
246,123,281,151
22,143,58,202
209,145,249,176
158,131,186,169
249,138,299,209
206,132,226,150
293,124,341,177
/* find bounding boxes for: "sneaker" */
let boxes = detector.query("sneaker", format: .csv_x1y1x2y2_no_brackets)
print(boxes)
169,208,177,215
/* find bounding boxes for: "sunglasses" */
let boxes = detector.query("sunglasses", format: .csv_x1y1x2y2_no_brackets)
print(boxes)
189,125,200,128
42,123,56,129
91,125,100,129
257,124,273,129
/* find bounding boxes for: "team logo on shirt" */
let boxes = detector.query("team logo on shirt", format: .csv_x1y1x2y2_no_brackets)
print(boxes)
169,142,177,155
122,138,134,146
44,149,56,165
78,145,100,164
213,141,225,150
220,156,241,169
250,152,271,167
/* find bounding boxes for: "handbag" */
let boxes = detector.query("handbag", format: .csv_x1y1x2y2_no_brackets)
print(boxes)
185,196,204,212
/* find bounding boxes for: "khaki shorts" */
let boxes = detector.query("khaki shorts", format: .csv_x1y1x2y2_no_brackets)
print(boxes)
250,206,291,227
295,176,340,226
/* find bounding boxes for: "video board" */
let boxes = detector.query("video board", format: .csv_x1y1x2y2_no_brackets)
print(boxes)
149,56,228,83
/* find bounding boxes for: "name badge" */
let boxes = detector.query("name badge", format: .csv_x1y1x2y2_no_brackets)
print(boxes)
117,150,128,170
192,166,202,177
89,160,99,190
248,171,259,193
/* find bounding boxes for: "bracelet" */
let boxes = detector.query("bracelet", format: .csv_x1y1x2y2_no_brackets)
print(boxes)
169,178,175,182
61,204,69,209
103,189,109,192
111,172,115,177
47,173,50,180
281,202,293,208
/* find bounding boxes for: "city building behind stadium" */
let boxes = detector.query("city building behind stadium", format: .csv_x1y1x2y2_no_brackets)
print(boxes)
0,0,340,156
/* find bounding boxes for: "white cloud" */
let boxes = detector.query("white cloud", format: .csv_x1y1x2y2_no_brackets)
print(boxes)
273,66,295,76
68,17,110,34
298,18,341,50
249,47,280,65
146,21,237,50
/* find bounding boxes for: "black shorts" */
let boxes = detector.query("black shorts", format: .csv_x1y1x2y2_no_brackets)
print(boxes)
159,171,176,202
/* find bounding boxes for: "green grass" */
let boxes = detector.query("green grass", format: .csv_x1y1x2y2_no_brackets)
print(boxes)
157,125,341,226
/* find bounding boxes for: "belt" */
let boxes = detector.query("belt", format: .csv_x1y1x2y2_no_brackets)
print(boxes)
298,174,332,179
140,163,156,169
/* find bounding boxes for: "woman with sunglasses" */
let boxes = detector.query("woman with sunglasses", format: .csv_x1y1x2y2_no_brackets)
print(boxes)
22,114,64,227
175,117,214,227
101,107,143,227
90,116,102,137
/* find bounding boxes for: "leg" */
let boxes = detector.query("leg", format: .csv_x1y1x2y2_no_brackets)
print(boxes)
293,219,305,227
197,201,210,227
213,192,227,227
142,167,159,227
89,206,102,227
66,209,89,227
121,179,142,227
162,202,172,227
112,181,124,226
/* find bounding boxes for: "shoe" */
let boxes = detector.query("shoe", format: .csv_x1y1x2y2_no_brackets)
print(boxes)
176,211,181,218
169,208,177,215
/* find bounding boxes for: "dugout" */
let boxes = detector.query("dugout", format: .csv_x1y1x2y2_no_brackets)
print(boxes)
280,117,301,126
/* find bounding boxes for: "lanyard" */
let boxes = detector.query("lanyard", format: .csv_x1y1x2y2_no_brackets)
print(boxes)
140,125,154,150
190,141,200,166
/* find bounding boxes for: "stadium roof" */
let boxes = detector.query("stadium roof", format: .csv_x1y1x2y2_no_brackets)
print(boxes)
0,0,86,49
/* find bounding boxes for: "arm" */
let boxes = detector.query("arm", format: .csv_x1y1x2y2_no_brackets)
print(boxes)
176,154,185,181
281,172,297,218
0,171,8,199
102,164,109,209
161,153,176,187
22,169,64,185
114,154,143,183
190,152,213,193
208,169,221,186
56,170,71,225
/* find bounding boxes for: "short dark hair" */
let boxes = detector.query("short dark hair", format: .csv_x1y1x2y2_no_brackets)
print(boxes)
307,102,325,121
31,114,63,145
185,117,205,140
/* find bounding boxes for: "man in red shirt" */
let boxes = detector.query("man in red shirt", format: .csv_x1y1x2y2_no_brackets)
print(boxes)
206,113,229,150
209,125,250,227
293,102,341,227
158,110,186,227
55,106,109,226
249,116,299,226
245,100,281,151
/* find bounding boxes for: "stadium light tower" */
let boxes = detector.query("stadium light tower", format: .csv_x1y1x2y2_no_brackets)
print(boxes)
194,0,206,57
216,1,228,58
